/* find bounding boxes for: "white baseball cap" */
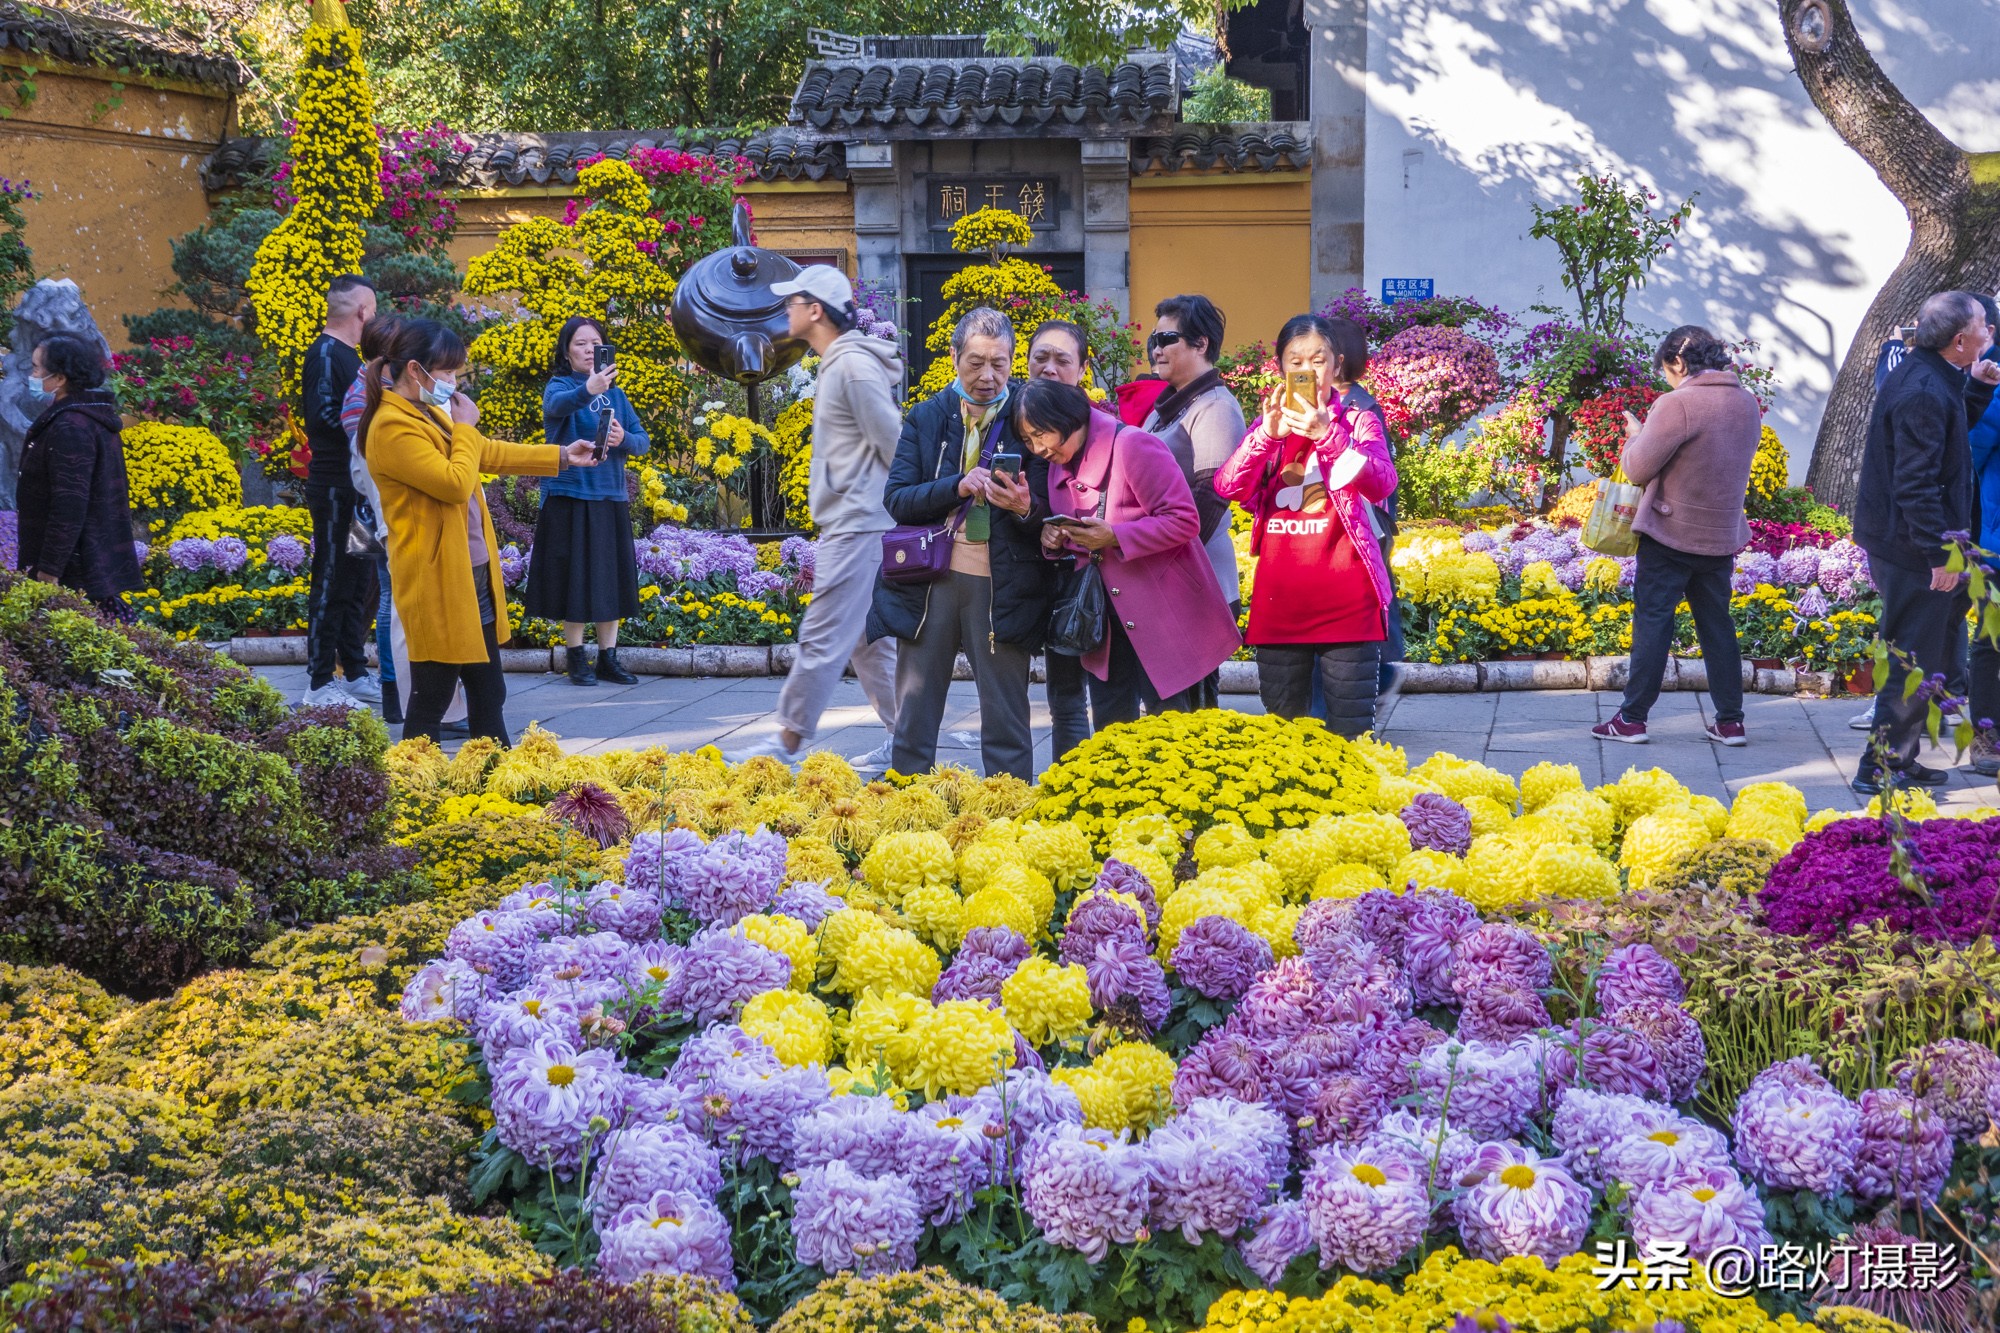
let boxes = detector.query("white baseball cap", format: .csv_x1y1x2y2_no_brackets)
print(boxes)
770,264,854,315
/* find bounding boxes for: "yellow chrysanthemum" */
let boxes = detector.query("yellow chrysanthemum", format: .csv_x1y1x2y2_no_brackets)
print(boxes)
1688,794,1729,838
1192,822,1261,872
984,863,1056,936
1051,1066,1129,1133
1528,842,1620,900
1263,826,1340,900
1601,766,1691,829
737,914,818,992
1394,848,1471,894
957,840,1027,897
909,999,1017,1098
1462,795,1515,838
859,830,956,906
959,886,1039,942
1312,862,1390,900
824,920,940,1000
1411,753,1519,810
1089,1042,1178,1133
1017,821,1098,893
824,1063,910,1109
898,883,967,952
1001,958,1092,1048
1619,807,1713,890
1539,791,1618,847
738,989,834,1067
1108,812,1184,864
1314,812,1413,876
784,835,849,889
843,990,934,1085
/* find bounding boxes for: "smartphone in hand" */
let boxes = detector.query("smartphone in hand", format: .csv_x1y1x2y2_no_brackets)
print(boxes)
591,408,613,462
990,452,1023,479
1284,369,1318,415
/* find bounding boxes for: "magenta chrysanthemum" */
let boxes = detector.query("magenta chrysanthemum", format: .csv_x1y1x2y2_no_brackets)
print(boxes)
595,1188,736,1287
1404,891,1481,1006
1093,858,1163,932
1173,1028,1274,1108
1400,792,1473,857
1455,976,1551,1044
1302,1141,1429,1273
789,1160,922,1275
1452,1143,1591,1266
1085,933,1172,1032
1628,1166,1771,1262
1595,943,1686,1017
1059,889,1150,965
1451,923,1553,997
1171,915,1273,1001
1021,1123,1151,1263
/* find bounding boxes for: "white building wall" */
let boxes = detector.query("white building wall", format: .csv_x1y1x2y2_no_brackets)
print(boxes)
1361,0,2000,470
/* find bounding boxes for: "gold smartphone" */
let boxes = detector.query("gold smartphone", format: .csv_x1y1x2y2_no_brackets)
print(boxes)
1284,369,1319,415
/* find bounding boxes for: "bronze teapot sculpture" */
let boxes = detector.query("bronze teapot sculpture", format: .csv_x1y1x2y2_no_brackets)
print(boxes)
670,200,808,384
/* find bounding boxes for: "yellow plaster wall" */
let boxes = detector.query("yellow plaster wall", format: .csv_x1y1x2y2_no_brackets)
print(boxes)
1129,175,1311,359
0,60,234,343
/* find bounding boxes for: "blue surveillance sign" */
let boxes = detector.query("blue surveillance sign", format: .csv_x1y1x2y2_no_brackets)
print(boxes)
1381,278,1434,305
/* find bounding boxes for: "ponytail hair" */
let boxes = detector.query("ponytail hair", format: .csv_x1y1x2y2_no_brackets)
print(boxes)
356,318,467,458
1654,325,1732,374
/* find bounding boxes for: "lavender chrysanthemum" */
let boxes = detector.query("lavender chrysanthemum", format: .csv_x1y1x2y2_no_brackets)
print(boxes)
1414,1039,1539,1140
965,1068,1083,1175
1612,997,1706,1104
1085,933,1172,1032
705,1062,832,1166
1450,922,1553,997
400,959,491,1024
585,882,664,944
1238,1198,1314,1286
1400,793,1473,857
622,827,708,907
669,1024,782,1087
1455,976,1551,1044
1302,1141,1429,1273
1598,1116,1734,1192
1452,1143,1591,1266
588,1121,725,1227
1231,956,1332,1044
683,831,784,925
1359,1109,1476,1193
1059,889,1149,965
264,533,309,573
1171,915,1273,1002
1148,1099,1280,1243
770,878,844,930
1301,1072,1387,1149
1306,935,1413,1018
900,1107,993,1224
1891,1038,2000,1137
1595,943,1686,1017
596,1188,736,1287
1021,1123,1150,1263
790,1094,911,1180
1564,1019,1670,1099
1852,1088,1952,1204
445,910,544,990
679,927,791,1024
1092,859,1162,932
1349,890,1415,964
960,926,1033,966
1173,1027,1274,1109
932,952,1018,1005
624,940,690,1015
1731,1077,1860,1194
1549,1087,1678,1188
1404,890,1481,1007
790,1160,922,1275
490,1035,625,1175
1628,1166,1771,1262
1293,898,1358,956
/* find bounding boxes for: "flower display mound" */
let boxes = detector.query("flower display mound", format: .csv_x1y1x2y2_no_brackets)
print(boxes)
0,572,421,994
9,1261,749,1331
128,504,316,641
121,421,243,535
1030,711,1387,852
769,1268,1094,1332
398,736,1980,1331
1759,815,2000,945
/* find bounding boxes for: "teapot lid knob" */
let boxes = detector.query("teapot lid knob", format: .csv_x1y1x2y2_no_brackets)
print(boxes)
729,248,759,278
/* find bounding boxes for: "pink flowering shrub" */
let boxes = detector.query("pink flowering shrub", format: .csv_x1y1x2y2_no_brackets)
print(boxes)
1367,325,1504,445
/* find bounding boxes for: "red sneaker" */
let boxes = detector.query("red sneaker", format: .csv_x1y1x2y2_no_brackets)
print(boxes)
1705,720,1747,747
1592,713,1649,743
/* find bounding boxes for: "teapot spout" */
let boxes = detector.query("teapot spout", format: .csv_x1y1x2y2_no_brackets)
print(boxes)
726,332,772,383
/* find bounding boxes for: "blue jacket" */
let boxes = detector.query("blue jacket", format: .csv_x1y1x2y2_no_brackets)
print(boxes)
1971,390,2000,557
540,374,651,500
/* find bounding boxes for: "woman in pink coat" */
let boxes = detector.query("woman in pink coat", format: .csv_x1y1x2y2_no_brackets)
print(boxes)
1014,378,1240,723
1214,314,1397,735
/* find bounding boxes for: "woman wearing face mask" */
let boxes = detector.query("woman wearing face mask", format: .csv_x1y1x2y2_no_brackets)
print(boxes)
359,319,602,743
527,315,652,688
1022,378,1238,723
15,333,142,618
1213,314,1397,735
1025,319,1109,756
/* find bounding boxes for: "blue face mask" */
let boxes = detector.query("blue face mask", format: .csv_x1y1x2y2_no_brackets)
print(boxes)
952,379,1006,410
419,367,456,408
26,375,50,401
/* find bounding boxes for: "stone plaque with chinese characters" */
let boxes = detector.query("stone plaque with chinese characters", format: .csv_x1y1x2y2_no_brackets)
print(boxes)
930,178,1058,231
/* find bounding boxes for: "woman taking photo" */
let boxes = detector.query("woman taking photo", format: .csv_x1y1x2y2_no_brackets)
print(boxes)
1025,318,1106,756
360,319,602,743
1214,314,1397,735
16,334,142,618
527,315,652,687
1021,378,1238,722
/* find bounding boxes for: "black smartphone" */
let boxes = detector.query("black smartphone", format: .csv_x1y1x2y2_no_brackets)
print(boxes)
593,343,616,373
991,453,1022,479
591,407,612,462
1042,514,1082,527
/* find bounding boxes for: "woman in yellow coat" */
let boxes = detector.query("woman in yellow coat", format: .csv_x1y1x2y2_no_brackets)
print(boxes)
358,319,602,742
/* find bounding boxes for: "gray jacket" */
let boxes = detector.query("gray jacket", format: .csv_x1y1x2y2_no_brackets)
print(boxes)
809,332,904,535
1145,383,1246,603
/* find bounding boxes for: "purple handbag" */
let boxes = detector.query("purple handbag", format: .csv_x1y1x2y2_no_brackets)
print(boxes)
880,413,1004,586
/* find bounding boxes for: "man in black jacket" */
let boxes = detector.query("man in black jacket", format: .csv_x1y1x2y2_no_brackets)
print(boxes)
866,307,1053,780
1852,290,2000,794
299,274,379,709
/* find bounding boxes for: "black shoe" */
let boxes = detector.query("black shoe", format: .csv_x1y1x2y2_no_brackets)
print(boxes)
381,698,404,727
595,646,638,685
441,719,470,737
565,645,597,687
1852,761,1951,796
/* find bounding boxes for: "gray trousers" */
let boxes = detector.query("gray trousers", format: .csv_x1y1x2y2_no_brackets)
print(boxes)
776,529,898,741
891,570,1035,780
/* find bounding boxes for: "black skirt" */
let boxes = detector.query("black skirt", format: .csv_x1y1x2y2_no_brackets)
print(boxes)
523,496,640,622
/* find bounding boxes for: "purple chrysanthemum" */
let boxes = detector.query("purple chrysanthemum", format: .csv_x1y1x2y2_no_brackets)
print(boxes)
585,883,664,944
1306,935,1413,1018
1021,1123,1151,1263
960,926,1033,966
669,1024,782,1087
1173,1027,1275,1109
1400,793,1473,857
623,940,690,1016
596,1188,736,1287
791,1094,911,1180
1059,890,1149,966
1171,915,1273,1002
1598,1116,1734,1192
1455,976,1552,1044
1891,1038,2000,1137
1731,1076,1860,1194
1595,943,1686,1017
622,828,708,907
1355,1018,1448,1093
1404,890,1482,1007
678,926,791,1024
1238,1198,1314,1285
1560,1019,1671,1099
490,1035,625,1175
1293,898,1358,956
683,831,784,926
445,910,544,990
1349,890,1415,964
932,952,1018,1006
704,1061,832,1166
264,533,309,573
770,879,844,930
1267,1027,1364,1122
1148,1098,1280,1243
1549,1087,1678,1189
1452,1143,1591,1265
1092,859,1162,933
475,984,590,1066
400,959,491,1024
1451,923,1553,998
1231,957,1334,1044
1359,1109,1476,1194
790,1160,922,1275
1628,1166,1770,1262
1852,1088,1952,1204
965,1068,1083,1175
1085,933,1172,1032
588,1120,725,1227
900,1107,994,1224
1300,1072,1387,1149
1414,1039,1539,1140
1611,997,1706,1103
1302,1141,1429,1273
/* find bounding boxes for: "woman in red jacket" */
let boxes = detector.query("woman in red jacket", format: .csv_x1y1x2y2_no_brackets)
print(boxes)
1213,314,1397,735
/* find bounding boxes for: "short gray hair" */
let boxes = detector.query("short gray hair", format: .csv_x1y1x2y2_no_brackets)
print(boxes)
951,306,1014,356
1912,291,1984,351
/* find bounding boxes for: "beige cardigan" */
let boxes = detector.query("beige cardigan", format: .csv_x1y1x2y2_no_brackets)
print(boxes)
1619,370,1763,557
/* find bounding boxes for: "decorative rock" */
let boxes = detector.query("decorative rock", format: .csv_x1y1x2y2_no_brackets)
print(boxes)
1217,659,1259,694
1478,659,1587,691
0,280,115,509
228,636,309,665
615,647,687,676
499,648,554,673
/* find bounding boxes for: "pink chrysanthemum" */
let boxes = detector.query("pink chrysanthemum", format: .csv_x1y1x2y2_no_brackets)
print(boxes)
1302,1142,1429,1273
1452,1143,1591,1266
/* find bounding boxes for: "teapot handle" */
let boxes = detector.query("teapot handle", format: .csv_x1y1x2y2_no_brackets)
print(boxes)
731,198,754,248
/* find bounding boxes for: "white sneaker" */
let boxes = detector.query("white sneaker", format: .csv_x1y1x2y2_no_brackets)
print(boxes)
851,739,896,773
1848,701,1876,730
342,673,383,704
725,734,800,766
301,683,368,710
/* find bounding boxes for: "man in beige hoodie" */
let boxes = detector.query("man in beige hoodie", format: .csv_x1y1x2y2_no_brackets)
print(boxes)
729,266,903,769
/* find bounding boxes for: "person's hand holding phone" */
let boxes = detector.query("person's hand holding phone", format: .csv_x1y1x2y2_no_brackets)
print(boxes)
450,391,480,427
1278,398,1331,442
958,465,992,500
1059,517,1118,553
986,462,1030,515
563,439,601,467
1622,409,1643,442
1041,520,1071,554
605,416,626,451
585,363,617,397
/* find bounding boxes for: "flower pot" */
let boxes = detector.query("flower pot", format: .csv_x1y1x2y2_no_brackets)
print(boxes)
1750,657,1783,671
1841,663,1876,696
242,629,272,639
1536,652,1568,662
278,628,307,638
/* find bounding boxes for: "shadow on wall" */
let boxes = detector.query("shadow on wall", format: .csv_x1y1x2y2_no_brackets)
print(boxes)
1363,0,1998,461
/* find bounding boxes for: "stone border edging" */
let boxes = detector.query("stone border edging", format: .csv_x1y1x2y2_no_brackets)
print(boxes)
221,638,1839,698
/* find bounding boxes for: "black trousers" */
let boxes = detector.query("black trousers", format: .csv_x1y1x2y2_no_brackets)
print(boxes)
1620,534,1743,725
1045,650,1094,757
304,482,378,689
404,618,510,745
1259,642,1378,736
1088,620,1195,727
1867,556,1971,768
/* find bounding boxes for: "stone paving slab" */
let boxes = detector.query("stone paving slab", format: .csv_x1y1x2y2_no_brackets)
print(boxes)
257,665,2000,816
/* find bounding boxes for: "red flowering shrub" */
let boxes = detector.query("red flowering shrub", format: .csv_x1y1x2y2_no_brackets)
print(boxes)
1568,384,1661,478
1745,518,1842,558
110,335,283,466
1759,817,2000,945
1366,325,1503,445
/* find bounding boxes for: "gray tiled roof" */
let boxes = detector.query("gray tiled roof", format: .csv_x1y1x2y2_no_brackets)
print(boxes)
789,53,1177,135
1131,123,1313,174
0,0,246,90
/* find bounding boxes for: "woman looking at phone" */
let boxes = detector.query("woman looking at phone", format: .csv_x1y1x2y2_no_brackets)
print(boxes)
1022,379,1238,723
1213,314,1397,735
1026,319,1110,757
526,315,652,687
360,319,604,743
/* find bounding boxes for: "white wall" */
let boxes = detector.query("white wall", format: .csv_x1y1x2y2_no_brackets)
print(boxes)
1363,0,2000,470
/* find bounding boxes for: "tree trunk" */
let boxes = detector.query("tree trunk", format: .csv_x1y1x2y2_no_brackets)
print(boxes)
1779,0,2000,512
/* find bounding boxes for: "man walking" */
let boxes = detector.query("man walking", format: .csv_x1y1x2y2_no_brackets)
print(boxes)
728,267,901,770
300,274,381,708
1852,290,2000,794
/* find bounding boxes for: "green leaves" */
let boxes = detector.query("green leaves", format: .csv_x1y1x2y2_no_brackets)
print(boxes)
1527,174,1697,335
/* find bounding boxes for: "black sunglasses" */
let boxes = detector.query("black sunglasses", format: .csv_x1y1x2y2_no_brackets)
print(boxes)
1146,330,1186,351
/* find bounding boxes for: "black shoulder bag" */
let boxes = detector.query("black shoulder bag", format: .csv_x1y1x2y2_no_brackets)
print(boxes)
1046,428,1118,657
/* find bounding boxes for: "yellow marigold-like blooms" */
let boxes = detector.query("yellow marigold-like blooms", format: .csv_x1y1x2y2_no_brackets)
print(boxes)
1051,1065,1129,1133
898,883,967,952
823,1064,910,1108
1001,957,1092,1047
738,989,833,1067
783,835,848,889
434,792,537,823
1865,787,1941,821
1539,790,1618,847
1348,733,1409,779
1193,821,1262,871
860,831,956,906
1018,821,1098,893
1312,862,1390,900
878,785,951,834
1508,810,1589,849
1314,812,1413,877
122,424,244,532
1394,847,1471,894
737,915,818,992
959,886,1039,942
1601,766,1691,828
1412,752,1519,809
910,999,1017,1098
1619,808,1713,890
1462,795,1515,838
843,990,933,1084
1089,1042,1179,1133
1732,781,1808,828
1519,761,1585,811
1689,794,1729,838
957,840,1027,897
1528,842,1620,900
1374,775,1430,811
1460,835,1539,910
825,920,940,1000
1264,826,1342,900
